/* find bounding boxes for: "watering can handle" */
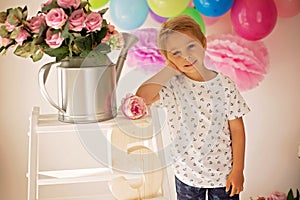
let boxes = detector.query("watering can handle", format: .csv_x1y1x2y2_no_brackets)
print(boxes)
38,62,66,114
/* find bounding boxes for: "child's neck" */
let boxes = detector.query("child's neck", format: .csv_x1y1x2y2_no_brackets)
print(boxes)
185,68,217,82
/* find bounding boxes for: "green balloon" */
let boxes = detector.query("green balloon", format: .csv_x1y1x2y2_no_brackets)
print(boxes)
89,0,110,9
180,7,206,34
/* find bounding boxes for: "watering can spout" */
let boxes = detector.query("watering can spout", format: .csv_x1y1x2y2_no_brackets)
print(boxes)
115,32,139,83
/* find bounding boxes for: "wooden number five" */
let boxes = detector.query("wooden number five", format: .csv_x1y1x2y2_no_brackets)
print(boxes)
109,124,163,199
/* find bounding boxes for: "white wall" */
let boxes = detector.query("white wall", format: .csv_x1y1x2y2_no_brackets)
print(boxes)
0,0,299,199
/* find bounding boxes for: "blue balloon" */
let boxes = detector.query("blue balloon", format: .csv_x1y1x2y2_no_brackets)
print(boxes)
110,0,149,30
193,0,233,17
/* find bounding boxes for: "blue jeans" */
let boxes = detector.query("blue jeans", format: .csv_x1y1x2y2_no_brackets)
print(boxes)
175,177,239,200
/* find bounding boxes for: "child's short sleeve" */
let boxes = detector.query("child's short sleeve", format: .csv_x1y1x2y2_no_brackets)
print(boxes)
159,82,177,111
227,79,250,120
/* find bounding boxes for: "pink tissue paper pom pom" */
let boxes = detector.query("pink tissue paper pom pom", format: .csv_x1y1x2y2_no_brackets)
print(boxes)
121,94,148,120
204,34,270,92
127,28,165,73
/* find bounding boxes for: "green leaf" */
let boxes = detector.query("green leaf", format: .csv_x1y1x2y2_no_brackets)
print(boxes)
22,6,28,20
61,22,70,39
21,19,29,26
79,1,89,9
10,26,20,39
0,36,15,55
43,45,69,62
0,25,9,37
94,43,111,54
42,1,59,13
98,8,109,16
0,11,7,23
7,7,22,25
92,28,107,44
288,189,294,200
0,46,6,55
34,36,45,46
67,34,74,57
36,24,47,43
296,189,300,200
14,41,34,58
31,50,44,62
79,50,89,58
51,29,60,35
74,35,92,51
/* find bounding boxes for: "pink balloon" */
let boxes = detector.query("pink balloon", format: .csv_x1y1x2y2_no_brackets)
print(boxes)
273,0,300,18
201,15,220,26
231,0,278,41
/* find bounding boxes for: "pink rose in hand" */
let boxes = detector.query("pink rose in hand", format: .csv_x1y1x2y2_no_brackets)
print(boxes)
46,8,68,29
57,0,80,9
15,29,30,45
267,192,287,200
0,36,12,47
69,9,86,32
5,19,17,32
85,12,102,33
121,94,148,120
28,14,46,34
45,29,64,48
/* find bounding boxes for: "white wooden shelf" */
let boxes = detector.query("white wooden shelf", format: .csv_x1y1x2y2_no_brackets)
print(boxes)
27,106,176,200
37,168,141,186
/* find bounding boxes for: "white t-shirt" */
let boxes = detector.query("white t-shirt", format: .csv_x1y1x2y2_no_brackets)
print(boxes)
159,73,250,188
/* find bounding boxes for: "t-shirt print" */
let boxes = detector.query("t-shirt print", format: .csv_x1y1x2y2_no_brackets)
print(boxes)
159,73,250,188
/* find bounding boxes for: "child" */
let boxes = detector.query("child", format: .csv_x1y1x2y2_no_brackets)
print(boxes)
136,15,250,200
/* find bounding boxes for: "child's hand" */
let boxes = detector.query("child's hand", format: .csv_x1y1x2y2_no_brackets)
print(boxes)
225,169,244,197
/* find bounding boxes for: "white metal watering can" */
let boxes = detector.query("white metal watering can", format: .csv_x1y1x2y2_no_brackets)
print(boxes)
38,33,139,123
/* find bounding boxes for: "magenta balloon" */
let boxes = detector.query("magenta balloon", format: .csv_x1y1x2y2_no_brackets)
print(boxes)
149,9,168,23
273,0,300,18
231,0,278,41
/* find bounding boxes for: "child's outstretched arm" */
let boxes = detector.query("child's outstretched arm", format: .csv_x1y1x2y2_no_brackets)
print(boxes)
136,62,180,105
226,117,246,197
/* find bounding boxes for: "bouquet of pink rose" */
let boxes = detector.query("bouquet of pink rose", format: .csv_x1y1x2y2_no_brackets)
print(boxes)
0,0,120,62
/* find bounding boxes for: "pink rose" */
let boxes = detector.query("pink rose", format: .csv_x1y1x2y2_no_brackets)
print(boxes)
85,12,102,33
5,19,17,32
45,8,68,29
69,9,86,32
0,36,12,47
107,24,116,33
101,33,111,43
121,94,148,120
15,29,30,45
28,14,46,34
57,0,80,9
267,192,287,200
45,29,64,48
101,25,119,44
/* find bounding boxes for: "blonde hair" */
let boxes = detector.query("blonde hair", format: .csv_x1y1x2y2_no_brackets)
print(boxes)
158,15,206,59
